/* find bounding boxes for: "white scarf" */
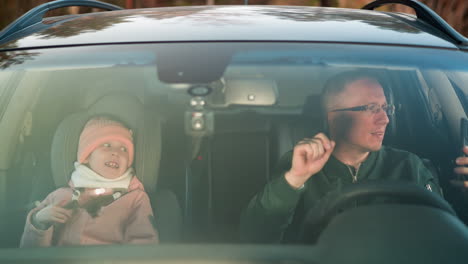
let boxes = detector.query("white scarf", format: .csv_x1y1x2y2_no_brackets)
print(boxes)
71,162,133,189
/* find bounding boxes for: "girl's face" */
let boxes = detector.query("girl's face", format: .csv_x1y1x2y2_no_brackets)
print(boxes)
84,140,130,179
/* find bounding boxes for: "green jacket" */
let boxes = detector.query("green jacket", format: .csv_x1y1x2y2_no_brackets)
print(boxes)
239,146,441,243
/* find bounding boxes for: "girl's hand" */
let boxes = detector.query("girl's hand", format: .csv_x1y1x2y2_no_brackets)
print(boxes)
33,200,73,230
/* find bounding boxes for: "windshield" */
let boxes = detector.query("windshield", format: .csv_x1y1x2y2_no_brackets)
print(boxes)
0,42,467,251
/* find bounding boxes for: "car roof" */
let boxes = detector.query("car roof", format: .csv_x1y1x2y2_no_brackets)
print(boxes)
0,5,462,50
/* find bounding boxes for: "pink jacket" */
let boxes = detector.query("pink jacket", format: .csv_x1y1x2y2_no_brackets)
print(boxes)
20,177,159,247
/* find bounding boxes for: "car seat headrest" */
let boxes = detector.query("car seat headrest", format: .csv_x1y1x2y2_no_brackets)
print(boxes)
301,95,323,118
51,112,88,189
51,94,161,193
301,94,326,135
87,94,143,134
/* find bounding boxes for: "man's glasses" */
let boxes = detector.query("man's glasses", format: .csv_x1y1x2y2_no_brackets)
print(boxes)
330,103,395,116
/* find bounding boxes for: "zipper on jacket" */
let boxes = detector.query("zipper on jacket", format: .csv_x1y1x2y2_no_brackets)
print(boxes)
346,165,360,183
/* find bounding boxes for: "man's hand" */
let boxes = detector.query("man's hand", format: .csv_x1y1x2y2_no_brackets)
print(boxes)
33,199,73,230
454,146,468,175
452,146,468,189
285,133,335,189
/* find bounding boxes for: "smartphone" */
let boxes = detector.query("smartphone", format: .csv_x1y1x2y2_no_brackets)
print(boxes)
457,118,468,185
461,118,468,157
458,118,468,181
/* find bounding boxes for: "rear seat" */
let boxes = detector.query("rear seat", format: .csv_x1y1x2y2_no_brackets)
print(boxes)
185,95,323,242
187,112,271,242
182,94,324,243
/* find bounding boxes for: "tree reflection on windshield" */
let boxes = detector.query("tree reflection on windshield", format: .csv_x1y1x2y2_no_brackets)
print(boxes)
0,47,38,69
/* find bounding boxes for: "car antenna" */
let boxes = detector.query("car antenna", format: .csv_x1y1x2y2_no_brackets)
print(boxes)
0,0,123,44
362,0,468,47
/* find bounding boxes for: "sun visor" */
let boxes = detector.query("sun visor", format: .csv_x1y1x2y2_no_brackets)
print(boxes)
224,79,277,106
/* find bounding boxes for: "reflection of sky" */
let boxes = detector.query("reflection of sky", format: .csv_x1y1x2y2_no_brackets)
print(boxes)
3,46,155,71
12,6,454,49
4,41,467,73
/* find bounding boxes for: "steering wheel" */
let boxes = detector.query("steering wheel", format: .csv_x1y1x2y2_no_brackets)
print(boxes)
298,181,455,243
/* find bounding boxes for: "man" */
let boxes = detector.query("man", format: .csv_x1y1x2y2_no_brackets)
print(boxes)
239,70,442,243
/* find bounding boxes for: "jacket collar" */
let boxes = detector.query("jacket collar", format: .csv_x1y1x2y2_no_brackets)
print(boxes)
322,147,381,185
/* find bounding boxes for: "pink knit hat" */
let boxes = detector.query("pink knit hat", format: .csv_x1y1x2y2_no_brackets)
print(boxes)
77,117,134,166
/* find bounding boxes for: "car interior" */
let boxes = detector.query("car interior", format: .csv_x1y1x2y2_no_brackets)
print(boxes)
1,44,468,250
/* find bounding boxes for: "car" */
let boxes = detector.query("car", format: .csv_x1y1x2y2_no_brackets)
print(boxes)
0,0,468,263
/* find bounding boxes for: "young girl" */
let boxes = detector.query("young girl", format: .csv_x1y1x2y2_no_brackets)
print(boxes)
20,116,159,247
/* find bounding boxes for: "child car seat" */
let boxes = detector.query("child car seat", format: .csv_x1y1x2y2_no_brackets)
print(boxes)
50,94,181,242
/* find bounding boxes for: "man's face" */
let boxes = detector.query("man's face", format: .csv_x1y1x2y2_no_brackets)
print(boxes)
328,78,390,153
